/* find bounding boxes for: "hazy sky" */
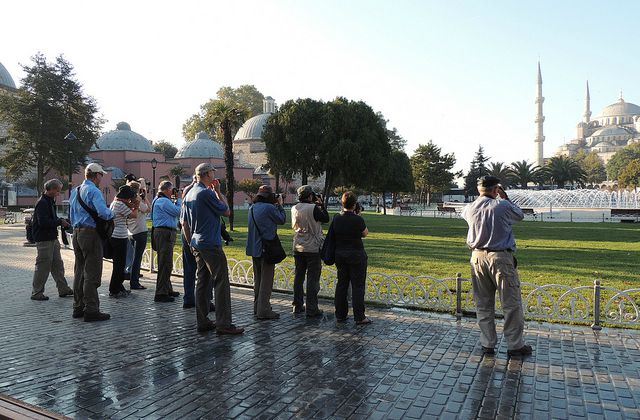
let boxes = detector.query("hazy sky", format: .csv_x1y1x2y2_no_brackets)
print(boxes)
2,0,639,174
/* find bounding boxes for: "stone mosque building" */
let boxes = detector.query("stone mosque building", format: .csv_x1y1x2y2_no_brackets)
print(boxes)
535,63,640,165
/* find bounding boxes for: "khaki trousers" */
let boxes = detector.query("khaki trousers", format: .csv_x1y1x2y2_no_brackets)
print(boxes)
154,228,176,296
31,239,72,297
193,247,233,329
252,256,275,317
72,229,103,313
470,250,525,350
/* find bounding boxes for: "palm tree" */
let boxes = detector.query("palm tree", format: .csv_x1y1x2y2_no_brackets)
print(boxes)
509,160,539,189
203,100,248,230
487,162,514,187
542,155,586,189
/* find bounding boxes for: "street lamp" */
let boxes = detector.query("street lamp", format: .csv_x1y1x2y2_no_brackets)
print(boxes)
64,132,77,199
151,158,158,196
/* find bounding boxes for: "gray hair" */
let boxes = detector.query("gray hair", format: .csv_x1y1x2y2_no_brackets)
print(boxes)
44,179,63,191
158,180,173,192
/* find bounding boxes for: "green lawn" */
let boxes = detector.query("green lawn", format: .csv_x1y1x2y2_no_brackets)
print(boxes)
214,209,640,290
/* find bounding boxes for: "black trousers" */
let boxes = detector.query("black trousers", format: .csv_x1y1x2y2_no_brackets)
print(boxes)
334,250,367,321
109,237,129,293
293,252,322,311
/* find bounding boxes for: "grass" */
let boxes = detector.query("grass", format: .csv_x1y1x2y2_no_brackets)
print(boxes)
211,209,640,291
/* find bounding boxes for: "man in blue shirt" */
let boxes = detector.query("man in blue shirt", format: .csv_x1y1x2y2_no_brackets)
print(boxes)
151,180,182,303
69,163,114,322
182,163,243,334
462,176,532,358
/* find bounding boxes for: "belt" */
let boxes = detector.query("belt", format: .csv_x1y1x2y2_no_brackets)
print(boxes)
75,227,96,231
154,226,175,230
474,248,512,253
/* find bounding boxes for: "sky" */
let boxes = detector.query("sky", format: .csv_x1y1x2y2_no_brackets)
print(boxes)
2,0,640,176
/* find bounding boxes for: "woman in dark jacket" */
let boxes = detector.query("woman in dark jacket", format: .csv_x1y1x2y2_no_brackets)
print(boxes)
333,191,370,325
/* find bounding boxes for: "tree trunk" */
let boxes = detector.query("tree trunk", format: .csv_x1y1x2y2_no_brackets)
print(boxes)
223,121,235,230
275,172,280,194
382,191,387,215
323,171,332,207
301,167,308,186
36,157,43,196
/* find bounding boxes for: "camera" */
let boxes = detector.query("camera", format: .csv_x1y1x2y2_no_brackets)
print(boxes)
172,187,178,196
140,189,146,199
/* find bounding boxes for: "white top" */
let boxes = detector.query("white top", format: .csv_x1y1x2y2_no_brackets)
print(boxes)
110,200,133,239
127,201,149,235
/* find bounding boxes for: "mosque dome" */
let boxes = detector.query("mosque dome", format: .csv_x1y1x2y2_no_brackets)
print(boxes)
0,62,16,89
590,126,633,137
234,113,272,141
92,122,154,152
600,99,640,118
175,131,223,158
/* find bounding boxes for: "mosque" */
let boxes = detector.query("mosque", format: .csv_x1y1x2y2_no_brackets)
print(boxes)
535,63,640,165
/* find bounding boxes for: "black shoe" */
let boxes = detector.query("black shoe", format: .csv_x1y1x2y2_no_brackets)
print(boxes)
59,290,74,297
209,302,215,312
84,312,110,322
292,306,305,314
30,295,49,301
482,346,496,355
130,284,146,290
154,295,175,303
169,291,180,297
507,345,533,357
123,273,131,280
336,317,347,323
183,303,195,309
72,310,84,319
197,321,216,333
257,311,280,320
306,309,324,318
216,325,244,335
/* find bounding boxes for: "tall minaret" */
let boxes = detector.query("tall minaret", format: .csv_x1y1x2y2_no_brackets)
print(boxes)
534,61,545,167
584,81,591,123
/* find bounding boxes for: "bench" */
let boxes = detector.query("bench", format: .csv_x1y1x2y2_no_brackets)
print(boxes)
399,205,416,216
521,208,537,220
437,205,458,217
611,208,640,223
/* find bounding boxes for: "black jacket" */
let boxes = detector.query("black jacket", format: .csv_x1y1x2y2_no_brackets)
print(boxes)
32,193,62,242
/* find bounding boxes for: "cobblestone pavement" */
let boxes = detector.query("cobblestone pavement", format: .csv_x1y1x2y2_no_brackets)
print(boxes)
1,225,640,420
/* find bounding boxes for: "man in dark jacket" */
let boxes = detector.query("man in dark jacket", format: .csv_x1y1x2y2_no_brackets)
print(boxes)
30,179,74,301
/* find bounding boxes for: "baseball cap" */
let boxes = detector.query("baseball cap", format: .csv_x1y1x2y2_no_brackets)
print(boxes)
195,162,216,176
477,175,500,188
85,163,107,175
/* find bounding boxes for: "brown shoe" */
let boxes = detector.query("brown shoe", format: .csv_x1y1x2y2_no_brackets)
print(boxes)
507,344,533,357
59,290,74,298
355,317,372,325
216,325,244,335
257,311,280,320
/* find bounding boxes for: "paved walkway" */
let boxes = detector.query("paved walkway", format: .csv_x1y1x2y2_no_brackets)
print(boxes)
1,224,640,420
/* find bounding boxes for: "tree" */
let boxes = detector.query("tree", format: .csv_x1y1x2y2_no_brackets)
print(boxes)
0,53,102,194
202,100,248,230
378,150,414,207
154,141,178,159
217,85,265,117
509,160,539,189
541,155,586,188
618,159,640,189
169,165,186,189
606,143,640,182
487,162,514,187
181,113,205,142
237,178,262,199
463,146,490,199
263,98,325,185
574,150,606,185
377,112,407,151
410,141,458,206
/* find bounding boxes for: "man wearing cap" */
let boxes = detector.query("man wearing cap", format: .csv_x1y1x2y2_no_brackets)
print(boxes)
69,163,114,322
182,163,243,334
151,180,182,303
291,185,329,316
461,176,532,357
30,179,74,301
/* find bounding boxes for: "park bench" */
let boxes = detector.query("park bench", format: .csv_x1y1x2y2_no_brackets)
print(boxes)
399,205,416,216
521,208,537,220
437,204,458,217
610,208,640,223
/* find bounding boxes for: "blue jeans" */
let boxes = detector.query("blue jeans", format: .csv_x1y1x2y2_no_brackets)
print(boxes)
129,231,148,287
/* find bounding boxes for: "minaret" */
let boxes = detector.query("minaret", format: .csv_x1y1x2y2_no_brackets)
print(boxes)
584,81,591,123
534,62,545,167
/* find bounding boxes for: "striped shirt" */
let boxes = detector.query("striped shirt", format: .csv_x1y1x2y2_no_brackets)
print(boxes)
110,200,133,239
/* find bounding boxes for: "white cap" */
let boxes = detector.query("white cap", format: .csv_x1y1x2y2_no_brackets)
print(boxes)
85,163,107,175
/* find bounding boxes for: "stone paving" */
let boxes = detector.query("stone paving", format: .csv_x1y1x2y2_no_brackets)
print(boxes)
1,224,640,420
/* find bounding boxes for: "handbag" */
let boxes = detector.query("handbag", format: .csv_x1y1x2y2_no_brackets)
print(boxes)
320,216,336,265
75,186,115,241
250,206,286,264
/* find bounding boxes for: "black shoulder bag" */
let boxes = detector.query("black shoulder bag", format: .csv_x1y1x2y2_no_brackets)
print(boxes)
250,206,286,264
320,214,337,266
75,186,115,241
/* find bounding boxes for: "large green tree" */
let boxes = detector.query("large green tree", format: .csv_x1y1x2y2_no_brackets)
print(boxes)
0,53,102,194
153,140,178,159
574,150,606,185
618,159,640,189
508,160,539,189
377,149,414,208
463,146,490,199
487,162,514,187
410,141,458,205
202,100,248,230
606,143,640,182
541,155,586,188
262,98,325,185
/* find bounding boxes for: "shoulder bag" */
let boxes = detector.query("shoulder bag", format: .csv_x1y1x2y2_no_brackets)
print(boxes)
76,186,115,241
250,206,286,264
320,215,336,265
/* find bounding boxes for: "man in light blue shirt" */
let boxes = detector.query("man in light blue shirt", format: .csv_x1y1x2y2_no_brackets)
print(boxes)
462,176,532,358
69,163,114,322
151,180,182,302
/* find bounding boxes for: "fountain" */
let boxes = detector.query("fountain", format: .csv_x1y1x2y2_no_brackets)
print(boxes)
509,189,640,209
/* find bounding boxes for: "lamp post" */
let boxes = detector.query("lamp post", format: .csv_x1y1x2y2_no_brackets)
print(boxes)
151,158,158,196
64,132,77,199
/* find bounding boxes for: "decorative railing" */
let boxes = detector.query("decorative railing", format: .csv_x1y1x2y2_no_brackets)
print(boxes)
140,249,640,329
